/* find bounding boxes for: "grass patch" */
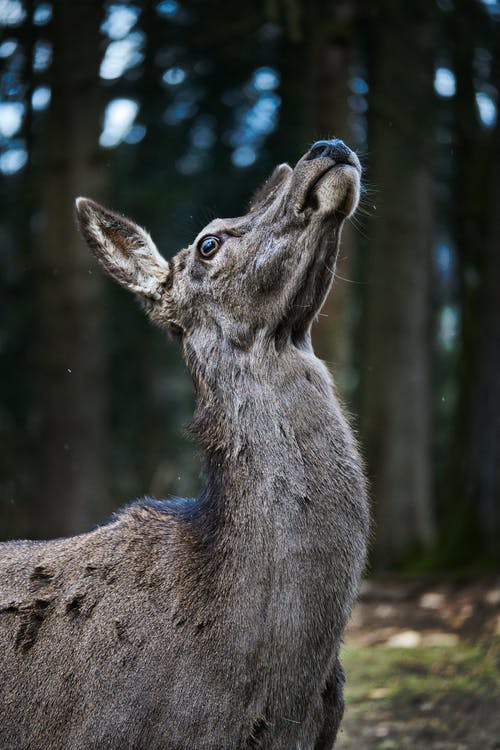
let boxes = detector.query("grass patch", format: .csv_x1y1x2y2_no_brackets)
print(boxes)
337,639,500,749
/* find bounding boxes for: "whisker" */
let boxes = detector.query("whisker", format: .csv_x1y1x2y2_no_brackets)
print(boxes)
348,221,370,241
333,273,368,285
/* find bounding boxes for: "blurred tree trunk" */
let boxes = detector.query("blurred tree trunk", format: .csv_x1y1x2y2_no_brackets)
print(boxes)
440,0,500,566
0,0,39,539
461,33,500,562
37,0,108,536
361,4,436,569
306,0,358,399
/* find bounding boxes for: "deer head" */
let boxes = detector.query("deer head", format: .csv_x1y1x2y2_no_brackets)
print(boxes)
76,140,361,374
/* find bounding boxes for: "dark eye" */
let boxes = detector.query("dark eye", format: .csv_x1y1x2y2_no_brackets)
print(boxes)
197,235,221,258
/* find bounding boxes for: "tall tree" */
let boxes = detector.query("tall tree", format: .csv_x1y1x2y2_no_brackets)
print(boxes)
0,0,38,539
37,0,109,536
440,1,499,564
361,3,436,568
458,22,500,562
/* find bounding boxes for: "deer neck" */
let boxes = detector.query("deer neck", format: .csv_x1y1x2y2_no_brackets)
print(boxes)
178,331,363,685
184,330,343,534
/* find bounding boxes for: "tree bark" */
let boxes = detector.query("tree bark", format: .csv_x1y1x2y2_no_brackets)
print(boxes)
465,36,500,561
440,0,490,564
361,4,436,569
37,0,109,536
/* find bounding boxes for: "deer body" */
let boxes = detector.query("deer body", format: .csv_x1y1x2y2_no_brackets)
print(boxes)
0,140,369,749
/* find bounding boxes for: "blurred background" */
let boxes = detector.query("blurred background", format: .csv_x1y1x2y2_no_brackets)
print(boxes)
2,3,500,744
0,0,499,578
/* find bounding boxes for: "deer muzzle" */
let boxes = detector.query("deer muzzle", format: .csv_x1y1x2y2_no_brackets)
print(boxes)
292,139,361,217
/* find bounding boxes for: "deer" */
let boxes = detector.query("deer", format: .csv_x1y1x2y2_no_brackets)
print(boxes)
0,139,369,750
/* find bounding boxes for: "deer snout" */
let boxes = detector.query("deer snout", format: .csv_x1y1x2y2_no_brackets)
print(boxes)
306,139,361,172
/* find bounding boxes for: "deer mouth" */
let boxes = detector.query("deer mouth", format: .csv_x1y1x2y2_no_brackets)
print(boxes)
298,162,360,217
295,166,361,218
292,140,361,217
296,164,361,218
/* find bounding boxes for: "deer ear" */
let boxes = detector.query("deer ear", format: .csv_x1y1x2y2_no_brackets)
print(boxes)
248,163,292,212
75,197,170,301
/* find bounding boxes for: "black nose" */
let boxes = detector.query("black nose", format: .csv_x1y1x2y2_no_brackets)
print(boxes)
306,139,353,164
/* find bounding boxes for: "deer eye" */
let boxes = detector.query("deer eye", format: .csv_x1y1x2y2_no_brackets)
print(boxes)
197,235,221,258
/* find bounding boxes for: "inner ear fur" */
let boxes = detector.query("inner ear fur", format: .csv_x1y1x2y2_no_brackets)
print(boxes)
75,197,170,301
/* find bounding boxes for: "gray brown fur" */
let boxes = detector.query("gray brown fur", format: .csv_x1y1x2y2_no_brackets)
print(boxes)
0,145,369,749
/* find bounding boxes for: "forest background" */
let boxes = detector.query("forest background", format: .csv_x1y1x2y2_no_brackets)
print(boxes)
1,0,499,575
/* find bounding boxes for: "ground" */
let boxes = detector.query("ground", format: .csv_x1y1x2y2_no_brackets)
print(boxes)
338,577,500,749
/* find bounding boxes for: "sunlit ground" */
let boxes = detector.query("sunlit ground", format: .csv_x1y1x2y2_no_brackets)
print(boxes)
339,644,500,749
338,580,500,749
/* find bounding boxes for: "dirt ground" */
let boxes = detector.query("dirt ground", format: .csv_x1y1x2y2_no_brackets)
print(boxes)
337,577,500,749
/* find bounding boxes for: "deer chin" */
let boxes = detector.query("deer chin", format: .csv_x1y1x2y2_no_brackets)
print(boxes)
292,156,361,219
312,163,361,218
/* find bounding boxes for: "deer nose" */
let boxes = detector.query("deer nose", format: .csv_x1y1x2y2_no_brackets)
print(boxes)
306,139,353,164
